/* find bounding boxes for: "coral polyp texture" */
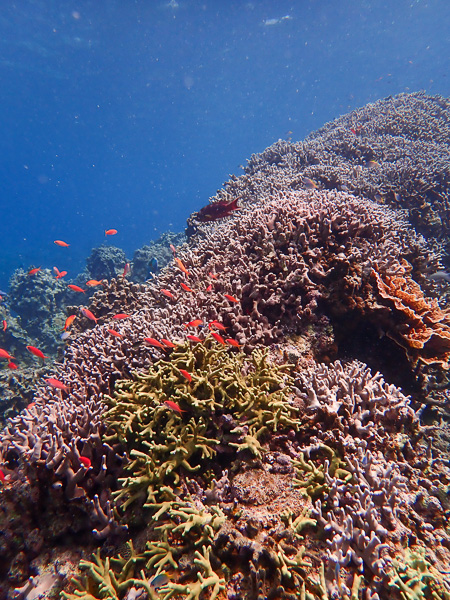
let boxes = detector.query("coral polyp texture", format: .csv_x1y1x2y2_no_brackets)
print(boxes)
1,93,450,600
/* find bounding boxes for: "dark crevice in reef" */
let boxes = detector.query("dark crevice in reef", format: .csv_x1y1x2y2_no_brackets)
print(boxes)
332,314,420,395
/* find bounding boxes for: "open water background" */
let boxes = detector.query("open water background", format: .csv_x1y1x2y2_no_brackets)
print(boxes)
0,0,449,290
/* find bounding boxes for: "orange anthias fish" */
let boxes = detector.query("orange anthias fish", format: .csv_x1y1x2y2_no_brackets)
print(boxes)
27,345,46,360
0,349,14,360
208,320,227,331
224,294,239,303
209,272,218,279
184,319,203,328
122,263,131,279
179,369,192,383
57,270,68,280
0,469,5,483
180,282,193,292
68,284,86,293
144,337,166,350
112,313,130,319
175,257,190,277
64,315,76,330
170,244,177,255
8,362,18,369
105,229,118,236
86,279,103,287
79,456,92,468
161,338,177,348
164,400,185,415
45,378,69,392
187,335,202,343
54,240,70,247
28,267,41,275
81,308,98,323
205,284,213,292
226,338,240,348
107,329,123,338
2,320,6,331
161,289,175,299
211,332,226,345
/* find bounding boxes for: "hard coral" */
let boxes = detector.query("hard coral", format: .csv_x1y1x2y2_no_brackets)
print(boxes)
372,266,450,369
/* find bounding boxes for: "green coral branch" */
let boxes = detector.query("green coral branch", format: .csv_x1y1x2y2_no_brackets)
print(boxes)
159,546,226,600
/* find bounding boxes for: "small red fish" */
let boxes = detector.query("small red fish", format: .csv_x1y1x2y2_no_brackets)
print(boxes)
54,240,70,247
161,289,175,299
184,319,203,328
26,345,46,360
57,270,67,280
211,332,226,345
107,329,123,338
0,348,14,360
209,272,218,279
68,284,86,293
7,362,18,370
122,263,131,279
28,267,41,275
86,279,103,287
179,369,192,382
0,469,5,483
53,266,60,276
206,284,213,292
208,320,227,331
79,456,91,468
144,337,166,350
45,378,69,392
2,320,6,331
226,338,240,348
105,229,118,236
224,294,239,303
175,257,190,277
80,308,98,323
64,315,76,330
112,313,130,320
161,338,177,348
164,400,185,415
170,244,177,255
187,335,202,343
180,282,193,292
196,197,241,222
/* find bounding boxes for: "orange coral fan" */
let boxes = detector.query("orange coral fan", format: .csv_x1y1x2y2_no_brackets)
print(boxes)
372,268,450,369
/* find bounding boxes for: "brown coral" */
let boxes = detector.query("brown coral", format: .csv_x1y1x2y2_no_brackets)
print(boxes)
372,267,450,369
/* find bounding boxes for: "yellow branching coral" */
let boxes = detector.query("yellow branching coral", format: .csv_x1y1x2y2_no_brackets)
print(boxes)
104,337,298,511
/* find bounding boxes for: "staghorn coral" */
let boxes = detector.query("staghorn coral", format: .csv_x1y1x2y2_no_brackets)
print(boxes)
104,338,298,509
207,92,450,254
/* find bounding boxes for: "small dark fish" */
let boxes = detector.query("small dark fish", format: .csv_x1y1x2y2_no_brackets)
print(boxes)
196,197,241,222
149,257,158,273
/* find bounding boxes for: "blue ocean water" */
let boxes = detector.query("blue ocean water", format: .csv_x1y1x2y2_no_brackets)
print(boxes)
0,0,448,290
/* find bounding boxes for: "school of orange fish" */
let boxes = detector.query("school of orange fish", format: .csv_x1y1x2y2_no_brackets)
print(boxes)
0,226,244,478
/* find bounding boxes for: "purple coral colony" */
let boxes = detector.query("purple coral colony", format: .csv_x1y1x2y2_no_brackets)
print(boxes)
0,92,450,600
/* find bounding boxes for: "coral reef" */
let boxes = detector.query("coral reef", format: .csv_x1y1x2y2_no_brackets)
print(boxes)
202,92,450,259
86,246,128,282
0,93,450,599
131,232,186,283
6,267,69,360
